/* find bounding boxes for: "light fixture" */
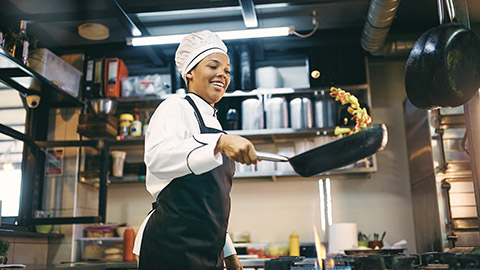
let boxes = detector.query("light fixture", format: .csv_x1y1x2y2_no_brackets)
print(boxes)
78,23,110,40
238,0,258,28
2,162,14,171
126,26,294,46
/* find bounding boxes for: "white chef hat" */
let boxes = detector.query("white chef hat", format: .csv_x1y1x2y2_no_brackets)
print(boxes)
175,30,228,86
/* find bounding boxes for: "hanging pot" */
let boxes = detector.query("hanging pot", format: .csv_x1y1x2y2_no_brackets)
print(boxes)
405,0,480,109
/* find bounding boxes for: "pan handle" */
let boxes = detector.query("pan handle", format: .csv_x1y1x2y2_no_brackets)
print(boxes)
256,151,289,162
437,0,457,24
437,0,445,24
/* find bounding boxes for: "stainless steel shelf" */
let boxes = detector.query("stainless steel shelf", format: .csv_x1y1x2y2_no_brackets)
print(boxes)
227,128,333,143
223,84,368,98
234,165,376,180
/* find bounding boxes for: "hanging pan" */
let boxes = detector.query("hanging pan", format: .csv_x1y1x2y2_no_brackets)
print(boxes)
405,0,480,110
256,124,388,177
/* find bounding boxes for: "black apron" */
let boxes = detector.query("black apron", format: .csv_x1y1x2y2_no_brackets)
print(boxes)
139,95,235,270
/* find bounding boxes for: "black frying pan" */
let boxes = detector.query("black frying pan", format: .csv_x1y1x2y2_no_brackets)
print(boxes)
405,0,480,110
256,124,388,177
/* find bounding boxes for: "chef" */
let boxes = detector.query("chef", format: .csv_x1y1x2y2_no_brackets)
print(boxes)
133,30,258,270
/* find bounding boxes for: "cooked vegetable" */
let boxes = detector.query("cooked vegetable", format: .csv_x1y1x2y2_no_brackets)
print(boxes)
330,87,372,135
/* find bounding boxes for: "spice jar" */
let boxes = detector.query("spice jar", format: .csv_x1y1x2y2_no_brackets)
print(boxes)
119,113,134,136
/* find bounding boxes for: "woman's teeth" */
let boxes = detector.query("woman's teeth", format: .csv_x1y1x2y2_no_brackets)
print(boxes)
212,82,224,88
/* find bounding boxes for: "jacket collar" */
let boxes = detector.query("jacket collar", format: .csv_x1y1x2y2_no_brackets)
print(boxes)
187,93,217,117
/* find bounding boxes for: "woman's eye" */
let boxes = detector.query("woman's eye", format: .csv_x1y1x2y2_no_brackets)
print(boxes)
225,70,231,74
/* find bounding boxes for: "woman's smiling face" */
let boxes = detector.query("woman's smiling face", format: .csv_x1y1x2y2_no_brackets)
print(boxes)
186,53,231,106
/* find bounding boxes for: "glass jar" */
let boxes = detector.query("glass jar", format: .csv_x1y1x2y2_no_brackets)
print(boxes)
119,113,134,136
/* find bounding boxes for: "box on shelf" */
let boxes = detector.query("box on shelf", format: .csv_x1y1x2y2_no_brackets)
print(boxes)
78,237,123,261
122,74,171,98
28,48,83,98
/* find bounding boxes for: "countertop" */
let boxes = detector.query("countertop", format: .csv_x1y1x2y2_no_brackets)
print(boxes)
2,262,137,270
3,259,267,269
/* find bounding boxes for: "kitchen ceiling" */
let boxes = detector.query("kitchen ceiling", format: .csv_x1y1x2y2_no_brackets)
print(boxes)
0,0,479,75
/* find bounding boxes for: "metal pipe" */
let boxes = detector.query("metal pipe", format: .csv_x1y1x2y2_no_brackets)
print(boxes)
361,0,414,56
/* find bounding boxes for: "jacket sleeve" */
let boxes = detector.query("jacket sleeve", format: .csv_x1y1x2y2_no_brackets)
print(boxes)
144,98,223,179
223,233,237,257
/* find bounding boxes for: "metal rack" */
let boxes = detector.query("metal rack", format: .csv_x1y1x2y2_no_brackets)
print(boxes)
0,51,110,225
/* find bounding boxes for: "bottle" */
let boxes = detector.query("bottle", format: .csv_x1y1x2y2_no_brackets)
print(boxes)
123,227,135,262
289,230,300,256
131,114,142,136
12,20,29,65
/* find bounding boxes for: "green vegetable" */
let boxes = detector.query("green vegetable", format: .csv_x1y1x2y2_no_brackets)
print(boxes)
0,239,10,257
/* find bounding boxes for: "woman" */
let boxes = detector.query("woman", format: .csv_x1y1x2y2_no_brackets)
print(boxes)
133,30,258,270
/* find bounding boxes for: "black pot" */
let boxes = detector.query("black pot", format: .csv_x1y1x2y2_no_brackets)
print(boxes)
405,2,480,110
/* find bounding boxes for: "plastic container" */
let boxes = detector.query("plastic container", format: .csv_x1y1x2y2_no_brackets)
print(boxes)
268,242,289,257
246,243,268,258
121,74,171,98
78,237,123,261
28,48,82,97
85,226,115,238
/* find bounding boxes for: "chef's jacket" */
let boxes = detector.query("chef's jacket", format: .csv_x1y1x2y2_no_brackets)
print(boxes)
133,93,236,257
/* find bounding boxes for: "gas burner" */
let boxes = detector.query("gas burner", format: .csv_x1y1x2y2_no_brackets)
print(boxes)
264,251,480,270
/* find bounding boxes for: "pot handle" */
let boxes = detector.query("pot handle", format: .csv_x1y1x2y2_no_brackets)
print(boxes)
438,0,457,24
256,151,289,162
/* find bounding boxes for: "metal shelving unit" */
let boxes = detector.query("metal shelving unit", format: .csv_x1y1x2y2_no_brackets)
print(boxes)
0,50,111,226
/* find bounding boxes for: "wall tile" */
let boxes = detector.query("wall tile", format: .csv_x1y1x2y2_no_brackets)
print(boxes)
12,243,47,265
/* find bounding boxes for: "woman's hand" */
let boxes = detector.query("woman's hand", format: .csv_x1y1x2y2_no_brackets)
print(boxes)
224,254,244,270
215,134,258,165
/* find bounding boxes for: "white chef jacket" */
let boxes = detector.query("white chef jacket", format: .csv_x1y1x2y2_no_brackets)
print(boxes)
133,93,236,258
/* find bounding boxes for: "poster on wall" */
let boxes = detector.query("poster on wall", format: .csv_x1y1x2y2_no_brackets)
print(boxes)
45,148,64,176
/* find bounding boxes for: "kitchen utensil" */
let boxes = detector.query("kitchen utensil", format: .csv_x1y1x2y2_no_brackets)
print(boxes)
405,0,480,109
256,124,388,177
289,97,313,129
380,231,386,242
368,240,383,249
89,98,117,114
265,97,288,129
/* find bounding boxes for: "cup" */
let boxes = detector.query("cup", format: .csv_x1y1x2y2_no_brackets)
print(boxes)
328,223,358,254
111,151,127,177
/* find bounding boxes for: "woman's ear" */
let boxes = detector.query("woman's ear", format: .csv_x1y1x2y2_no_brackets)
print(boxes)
186,71,193,80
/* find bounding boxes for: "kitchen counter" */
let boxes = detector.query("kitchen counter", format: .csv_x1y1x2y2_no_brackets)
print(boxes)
6,259,266,269
7,262,137,270
0,228,63,239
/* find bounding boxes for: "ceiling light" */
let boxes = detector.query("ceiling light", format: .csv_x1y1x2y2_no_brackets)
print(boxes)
78,23,110,40
126,26,294,46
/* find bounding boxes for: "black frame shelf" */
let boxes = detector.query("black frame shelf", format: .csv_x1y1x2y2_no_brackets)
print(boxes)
0,49,84,108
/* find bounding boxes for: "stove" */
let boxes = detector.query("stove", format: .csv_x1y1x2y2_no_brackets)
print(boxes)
266,249,480,270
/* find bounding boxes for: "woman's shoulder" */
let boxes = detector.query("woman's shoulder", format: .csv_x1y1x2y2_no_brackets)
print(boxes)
156,95,189,110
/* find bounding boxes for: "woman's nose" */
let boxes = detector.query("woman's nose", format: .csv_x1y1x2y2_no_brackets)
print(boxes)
217,71,227,79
